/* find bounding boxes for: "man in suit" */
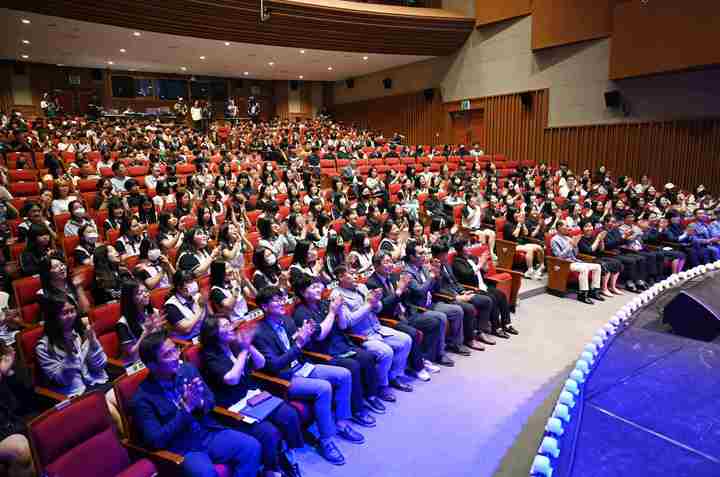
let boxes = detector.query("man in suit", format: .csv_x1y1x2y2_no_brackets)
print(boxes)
132,330,261,477
366,251,444,382
431,241,496,351
252,286,363,466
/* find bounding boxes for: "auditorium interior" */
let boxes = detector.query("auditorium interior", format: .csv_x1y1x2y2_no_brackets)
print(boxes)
1,1,720,477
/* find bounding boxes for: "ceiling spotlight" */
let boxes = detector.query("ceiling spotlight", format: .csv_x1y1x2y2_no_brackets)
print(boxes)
107,61,114,65
57,63,64,67
327,66,333,71
21,19,30,24
180,66,187,71
268,61,275,66
120,48,126,53
133,31,141,37
21,54,29,59
363,56,369,60
300,50,305,54
243,71,249,75
224,41,231,46
22,40,30,44
199,56,206,60
299,75,304,79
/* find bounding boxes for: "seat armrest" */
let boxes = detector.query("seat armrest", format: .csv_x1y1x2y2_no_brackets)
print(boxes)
250,371,291,389
302,350,334,362
577,253,596,262
379,318,400,328
432,292,456,302
545,256,572,294
35,386,68,402
345,333,367,344
121,439,184,465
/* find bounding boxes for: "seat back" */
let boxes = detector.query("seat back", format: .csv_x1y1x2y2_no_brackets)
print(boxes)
181,344,204,371
12,275,42,324
150,287,170,310
90,301,122,360
114,368,150,441
17,325,46,388
29,392,132,477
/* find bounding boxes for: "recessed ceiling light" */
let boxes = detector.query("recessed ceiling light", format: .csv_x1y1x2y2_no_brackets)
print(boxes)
129,68,137,71
57,63,64,67
224,41,231,46
107,61,114,65
299,75,304,79
327,66,333,71
363,56,369,60
133,31,141,37
199,56,206,60
300,50,305,54
22,40,30,45
180,66,187,71
21,19,30,24
21,54,29,59
120,48,126,53
268,61,275,66
243,71,249,75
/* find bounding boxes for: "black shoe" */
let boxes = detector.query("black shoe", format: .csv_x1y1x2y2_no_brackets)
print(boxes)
447,344,471,356
366,396,386,414
352,411,376,428
390,378,413,393
319,440,345,465
476,333,496,345
436,355,455,367
577,291,594,305
280,452,302,477
625,282,639,293
465,340,485,351
493,329,511,339
378,387,396,403
504,325,519,335
637,280,649,291
336,424,365,444
590,289,605,301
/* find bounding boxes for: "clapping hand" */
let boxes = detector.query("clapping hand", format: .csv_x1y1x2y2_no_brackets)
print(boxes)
0,348,16,377
236,324,257,349
368,288,383,306
397,273,411,294
182,377,205,412
330,294,344,315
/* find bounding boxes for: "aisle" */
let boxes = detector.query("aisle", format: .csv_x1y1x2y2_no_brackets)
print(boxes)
294,291,635,477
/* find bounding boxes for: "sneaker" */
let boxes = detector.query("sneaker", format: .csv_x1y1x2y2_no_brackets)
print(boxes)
319,439,345,466
423,359,441,374
523,270,534,279
410,368,431,382
532,269,544,280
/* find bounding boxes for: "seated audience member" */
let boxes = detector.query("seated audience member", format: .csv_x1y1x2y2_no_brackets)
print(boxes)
134,239,174,290
0,341,34,477
177,228,220,276
36,298,109,396
17,201,55,243
218,222,253,272
462,194,497,260
103,198,127,238
323,232,346,283
257,217,295,258
74,223,99,266
378,220,406,261
604,216,653,290
118,280,164,364
252,248,289,291
431,241,496,351
331,265,414,394
347,232,374,277
289,240,324,285
158,211,184,251
93,244,132,305
339,209,360,243
164,270,208,341
617,212,668,282
110,162,129,194
451,240,518,337
200,316,304,477
132,330,261,477
63,199,93,237
38,256,91,315
50,179,77,215
366,252,444,381
209,261,250,321
577,221,625,296
293,275,386,415
19,224,62,277
115,216,146,260
138,197,158,226
253,286,363,466
503,209,545,279
550,220,604,304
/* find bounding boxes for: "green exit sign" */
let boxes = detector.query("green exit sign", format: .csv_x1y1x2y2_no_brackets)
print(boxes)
460,99,471,111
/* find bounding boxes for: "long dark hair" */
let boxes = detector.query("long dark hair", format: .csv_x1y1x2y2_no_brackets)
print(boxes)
351,231,370,254
41,298,86,351
200,314,223,350
326,232,345,262
120,280,153,338
94,244,120,288
292,240,312,267
158,211,176,234
179,227,205,254
210,260,228,288
252,247,279,280
257,216,274,240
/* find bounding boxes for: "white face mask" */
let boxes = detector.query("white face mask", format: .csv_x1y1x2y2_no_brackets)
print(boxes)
364,239,370,248
148,249,162,262
74,207,86,217
85,233,99,243
266,254,277,266
186,281,199,296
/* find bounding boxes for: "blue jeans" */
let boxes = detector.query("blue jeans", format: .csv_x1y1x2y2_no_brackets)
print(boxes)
182,429,261,477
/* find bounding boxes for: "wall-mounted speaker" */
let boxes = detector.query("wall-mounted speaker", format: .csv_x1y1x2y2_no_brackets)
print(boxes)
13,62,26,75
520,91,533,108
605,90,622,109
91,68,102,81
346,79,355,89
290,80,299,91
383,78,392,89
424,88,435,101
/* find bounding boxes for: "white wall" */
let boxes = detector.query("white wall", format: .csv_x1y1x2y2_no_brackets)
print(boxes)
335,14,720,127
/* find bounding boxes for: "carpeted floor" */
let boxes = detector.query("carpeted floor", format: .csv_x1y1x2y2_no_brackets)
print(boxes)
292,290,635,477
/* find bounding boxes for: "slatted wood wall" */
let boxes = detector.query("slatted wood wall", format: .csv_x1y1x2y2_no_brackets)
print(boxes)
333,88,720,192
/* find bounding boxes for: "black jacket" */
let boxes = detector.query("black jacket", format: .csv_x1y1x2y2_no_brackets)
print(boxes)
252,316,305,381
365,272,408,318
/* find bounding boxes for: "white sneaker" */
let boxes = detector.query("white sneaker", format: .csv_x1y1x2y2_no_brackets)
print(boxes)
412,369,431,382
523,270,534,279
423,360,441,374
533,268,544,280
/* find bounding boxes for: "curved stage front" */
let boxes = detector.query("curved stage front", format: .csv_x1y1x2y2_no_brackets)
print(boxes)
534,269,720,477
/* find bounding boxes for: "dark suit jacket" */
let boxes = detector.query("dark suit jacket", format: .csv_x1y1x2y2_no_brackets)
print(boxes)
131,363,221,455
365,272,409,318
452,256,480,288
401,264,438,312
436,262,465,297
252,316,305,381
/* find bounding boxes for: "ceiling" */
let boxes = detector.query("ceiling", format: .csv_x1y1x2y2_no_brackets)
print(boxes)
0,8,435,81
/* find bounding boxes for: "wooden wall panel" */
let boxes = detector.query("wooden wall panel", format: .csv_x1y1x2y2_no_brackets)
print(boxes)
475,0,531,26
531,0,614,50
611,0,720,79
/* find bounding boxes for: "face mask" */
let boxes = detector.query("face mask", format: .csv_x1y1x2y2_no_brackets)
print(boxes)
74,207,86,217
266,254,277,266
218,180,225,188
186,281,199,296
85,233,99,243
148,249,162,262
364,239,370,248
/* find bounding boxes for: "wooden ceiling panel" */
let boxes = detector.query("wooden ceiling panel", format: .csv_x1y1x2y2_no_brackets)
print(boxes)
6,0,475,57
475,0,531,27
531,0,614,51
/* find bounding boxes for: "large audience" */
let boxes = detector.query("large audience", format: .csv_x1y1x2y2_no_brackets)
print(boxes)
0,107,719,477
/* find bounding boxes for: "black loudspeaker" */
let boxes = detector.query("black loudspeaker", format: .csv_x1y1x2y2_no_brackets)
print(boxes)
290,80,299,91
91,68,103,81
520,91,532,108
605,90,622,109
13,62,26,75
424,88,434,101
346,79,355,89
664,291,720,341
383,78,392,89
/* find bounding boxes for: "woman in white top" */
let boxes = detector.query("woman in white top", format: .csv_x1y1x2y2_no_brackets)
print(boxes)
218,222,253,272
347,231,374,277
208,261,252,322
50,180,77,215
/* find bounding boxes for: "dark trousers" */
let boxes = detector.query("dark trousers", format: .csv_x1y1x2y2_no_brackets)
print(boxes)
407,311,443,363
636,250,665,278
615,254,645,282
393,321,424,372
483,287,512,329
242,402,304,471
329,349,378,413
456,294,493,342
182,429,261,477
